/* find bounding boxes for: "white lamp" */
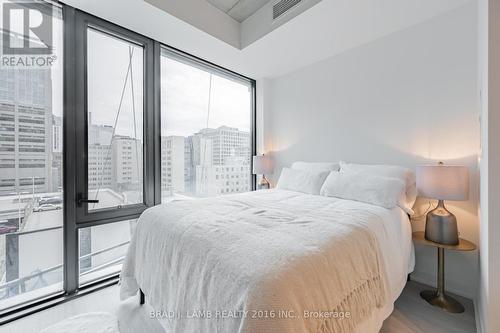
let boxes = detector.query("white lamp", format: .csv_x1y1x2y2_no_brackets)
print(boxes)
416,162,469,245
253,155,273,189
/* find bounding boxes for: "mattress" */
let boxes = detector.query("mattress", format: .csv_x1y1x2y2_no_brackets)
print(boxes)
119,189,414,333
354,204,414,333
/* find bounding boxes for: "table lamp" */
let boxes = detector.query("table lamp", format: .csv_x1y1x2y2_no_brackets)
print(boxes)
253,155,273,189
416,163,469,245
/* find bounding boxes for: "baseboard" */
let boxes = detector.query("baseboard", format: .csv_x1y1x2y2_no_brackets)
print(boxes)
474,298,483,333
475,280,489,333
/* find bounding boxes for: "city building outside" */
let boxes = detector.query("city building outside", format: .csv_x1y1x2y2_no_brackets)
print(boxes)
0,6,253,310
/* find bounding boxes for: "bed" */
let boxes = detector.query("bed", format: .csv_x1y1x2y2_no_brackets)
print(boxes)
119,188,414,333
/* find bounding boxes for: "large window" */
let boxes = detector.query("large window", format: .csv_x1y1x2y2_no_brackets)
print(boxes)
78,219,136,286
0,0,254,319
71,12,155,286
161,50,253,201
0,0,64,311
86,28,144,211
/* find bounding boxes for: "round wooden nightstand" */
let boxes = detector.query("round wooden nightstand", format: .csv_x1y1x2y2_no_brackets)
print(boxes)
412,231,476,313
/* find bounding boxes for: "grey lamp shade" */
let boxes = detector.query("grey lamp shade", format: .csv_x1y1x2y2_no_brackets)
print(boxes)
416,165,469,201
252,155,273,175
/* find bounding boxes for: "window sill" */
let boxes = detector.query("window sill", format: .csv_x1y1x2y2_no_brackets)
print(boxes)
0,274,119,326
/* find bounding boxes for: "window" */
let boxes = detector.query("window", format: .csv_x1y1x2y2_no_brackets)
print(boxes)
0,1,254,319
0,1,64,310
78,219,137,286
160,49,254,201
71,11,155,287
86,28,144,211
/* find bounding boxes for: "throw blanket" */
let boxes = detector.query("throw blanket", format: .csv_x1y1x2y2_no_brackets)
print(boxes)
120,190,389,333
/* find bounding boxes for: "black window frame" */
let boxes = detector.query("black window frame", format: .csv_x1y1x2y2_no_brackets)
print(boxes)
72,10,156,226
159,45,257,200
0,1,256,324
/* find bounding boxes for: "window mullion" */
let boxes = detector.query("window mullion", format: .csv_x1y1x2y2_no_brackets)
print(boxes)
153,41,162,205
143,39,157,207
62,5,79,295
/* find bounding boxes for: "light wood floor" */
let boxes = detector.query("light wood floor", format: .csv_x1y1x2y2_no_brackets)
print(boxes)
1,281,476,333
381,281,476,333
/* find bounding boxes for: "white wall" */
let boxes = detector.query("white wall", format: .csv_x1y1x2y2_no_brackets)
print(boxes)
59,0,471,78
262,3,480,299
144,0,240,49
478,1,489,331
478,0,500,332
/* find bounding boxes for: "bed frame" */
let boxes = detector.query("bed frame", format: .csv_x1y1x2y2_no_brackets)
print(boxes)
138,276,412,306
140,288,145,305
137,271,412,306
136,214,413,307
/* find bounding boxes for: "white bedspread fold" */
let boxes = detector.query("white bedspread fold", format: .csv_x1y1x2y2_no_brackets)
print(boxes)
120,190,396,333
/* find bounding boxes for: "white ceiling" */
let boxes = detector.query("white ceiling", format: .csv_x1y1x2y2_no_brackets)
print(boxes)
206,0,270,22
60,0,474,79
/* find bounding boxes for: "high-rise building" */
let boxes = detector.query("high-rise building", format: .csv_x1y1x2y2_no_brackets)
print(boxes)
183,134,212,195
195,161,250,196
88,143,112,190
161,136,186,196
52,115,63,191
0,68,53,195
88,123,113,190
52,116,62,153
162,126,250,198
88,121,113,145
112,136,142,191
198,126,250,166
87,122,143,194
191,126,251,197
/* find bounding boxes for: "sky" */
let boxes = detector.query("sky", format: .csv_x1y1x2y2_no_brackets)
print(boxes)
161,55,251,137
0,1,64,118
87,28,144,140
88,28,252,140
0,0,252,140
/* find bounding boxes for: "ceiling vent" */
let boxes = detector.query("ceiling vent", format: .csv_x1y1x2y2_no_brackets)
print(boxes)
273,0,302,20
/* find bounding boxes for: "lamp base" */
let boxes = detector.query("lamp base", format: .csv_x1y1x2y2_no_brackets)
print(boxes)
420,290,465,313
424,200,459,245
257,175,270,190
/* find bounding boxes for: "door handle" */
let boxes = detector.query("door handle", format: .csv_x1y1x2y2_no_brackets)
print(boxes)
77,194,99,206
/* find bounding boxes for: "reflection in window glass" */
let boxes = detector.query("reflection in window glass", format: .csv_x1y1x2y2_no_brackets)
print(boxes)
0,1,64,310
160,51,252,202
87,28,144,211
79,219,136,286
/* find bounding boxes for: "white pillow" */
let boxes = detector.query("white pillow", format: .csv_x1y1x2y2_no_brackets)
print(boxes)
339,161,416,214
320,171,407,210
276,168,330,195
291,161,339,173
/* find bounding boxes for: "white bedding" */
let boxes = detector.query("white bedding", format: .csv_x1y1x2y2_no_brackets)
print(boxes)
120,189,414,333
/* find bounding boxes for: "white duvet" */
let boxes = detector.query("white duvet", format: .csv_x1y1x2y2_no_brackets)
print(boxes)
120,189,414,333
